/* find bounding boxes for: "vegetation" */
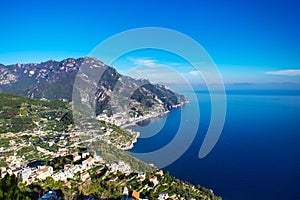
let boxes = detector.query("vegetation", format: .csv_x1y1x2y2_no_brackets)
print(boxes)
100,120,134,146
0,93,73,133
89,140,155,173
0,93,221,199
13,166,221,200
0,173,30,200
46,155,73,170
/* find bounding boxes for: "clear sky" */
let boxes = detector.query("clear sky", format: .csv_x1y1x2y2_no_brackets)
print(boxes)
1,0,300,88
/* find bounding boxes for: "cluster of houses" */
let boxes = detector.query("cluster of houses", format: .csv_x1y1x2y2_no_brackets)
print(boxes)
0,130,83,169
1,151,104,185
5,154,24,168
121,185,174,200
97,111,163,127
1,148,178,200
118,169,176,200
97,112,133,127
110,161,132,175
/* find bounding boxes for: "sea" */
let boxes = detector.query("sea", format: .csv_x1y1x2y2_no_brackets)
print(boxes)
129,90,300,200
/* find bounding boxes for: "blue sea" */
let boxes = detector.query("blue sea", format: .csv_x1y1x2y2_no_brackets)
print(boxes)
130,90,300,200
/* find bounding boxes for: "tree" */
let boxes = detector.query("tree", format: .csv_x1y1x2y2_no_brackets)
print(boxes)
0,173,29,199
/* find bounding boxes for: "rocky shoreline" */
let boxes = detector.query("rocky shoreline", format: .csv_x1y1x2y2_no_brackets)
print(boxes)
119,101,189,151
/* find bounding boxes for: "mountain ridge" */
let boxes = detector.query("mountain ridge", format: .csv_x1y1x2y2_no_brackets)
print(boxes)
0,57,188,119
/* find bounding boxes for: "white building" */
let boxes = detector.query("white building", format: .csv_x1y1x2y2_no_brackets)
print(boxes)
138,172,146,182
80,171,90,182
110,161,131,175
82,152,90,159
70,165,82,174
73,155,81,162
123,186,129,195
1,167,7,178
21,168,33,183
72,152,81,162
64,170,74,179
158,192,169,200
82,157,94,169
149,176,159,186
36,166,53,180
52,171,68,182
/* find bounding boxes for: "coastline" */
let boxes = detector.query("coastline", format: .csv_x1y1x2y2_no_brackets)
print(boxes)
120,100,189,130
120,101,189,151
95,100,189,152
120,110,170,129
120,130,140,151
119,112,169,151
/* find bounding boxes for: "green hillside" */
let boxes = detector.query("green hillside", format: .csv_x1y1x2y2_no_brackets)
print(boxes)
0,93,73,133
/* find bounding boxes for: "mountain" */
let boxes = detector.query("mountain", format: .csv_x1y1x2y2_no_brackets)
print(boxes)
0,60,222,199
0,57,188,118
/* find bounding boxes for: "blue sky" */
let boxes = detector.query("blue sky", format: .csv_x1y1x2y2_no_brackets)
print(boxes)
1,0,300,88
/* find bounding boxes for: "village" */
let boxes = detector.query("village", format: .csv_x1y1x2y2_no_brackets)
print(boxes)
0,128,214,200
0,146,194,200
